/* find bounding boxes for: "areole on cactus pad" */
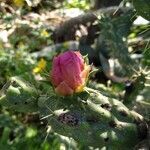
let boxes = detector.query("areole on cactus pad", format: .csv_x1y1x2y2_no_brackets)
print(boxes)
50,50,91,96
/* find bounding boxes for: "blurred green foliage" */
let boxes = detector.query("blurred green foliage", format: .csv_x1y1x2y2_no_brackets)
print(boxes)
133,0,150,20
0,109,61,150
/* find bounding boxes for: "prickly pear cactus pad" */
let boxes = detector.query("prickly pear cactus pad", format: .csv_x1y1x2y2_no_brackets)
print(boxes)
38,89,148,149
0,77,39,112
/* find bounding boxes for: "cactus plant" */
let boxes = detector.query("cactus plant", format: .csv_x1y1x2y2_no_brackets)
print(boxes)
0,76,148,149
0,51,148,149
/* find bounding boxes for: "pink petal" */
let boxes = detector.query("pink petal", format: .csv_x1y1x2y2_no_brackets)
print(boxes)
55,81,74,96
51,56,63,86
59,51,83,89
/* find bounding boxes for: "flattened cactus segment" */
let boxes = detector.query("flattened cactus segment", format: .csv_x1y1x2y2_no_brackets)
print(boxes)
0,77,39,112
38,89,148,149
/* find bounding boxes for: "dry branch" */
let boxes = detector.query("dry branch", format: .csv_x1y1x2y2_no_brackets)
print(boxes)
53,6,132,42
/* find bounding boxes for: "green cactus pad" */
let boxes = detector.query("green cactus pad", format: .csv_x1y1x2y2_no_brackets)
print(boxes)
38,89,148,149
0,77,39,112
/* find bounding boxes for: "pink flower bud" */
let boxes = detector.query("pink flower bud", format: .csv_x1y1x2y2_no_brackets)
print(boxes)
50,50,90,96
